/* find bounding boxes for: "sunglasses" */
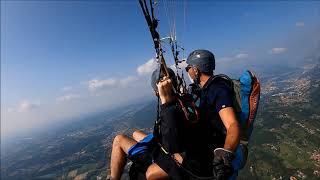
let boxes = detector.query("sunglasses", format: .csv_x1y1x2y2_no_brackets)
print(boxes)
185,65,192,72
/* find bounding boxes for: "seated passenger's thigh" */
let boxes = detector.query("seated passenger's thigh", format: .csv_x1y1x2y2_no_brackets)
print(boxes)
114,134,137,154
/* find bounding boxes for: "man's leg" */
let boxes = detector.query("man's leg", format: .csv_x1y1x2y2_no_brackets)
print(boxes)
132,130,148,142
110,134,137,180
145,163,169,180
145,153,183,180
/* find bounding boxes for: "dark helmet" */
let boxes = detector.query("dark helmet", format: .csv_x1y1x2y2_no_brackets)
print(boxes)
151,67,177,91
186,49,215,73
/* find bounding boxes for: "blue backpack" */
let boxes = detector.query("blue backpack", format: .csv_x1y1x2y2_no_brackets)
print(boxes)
214,70,261,170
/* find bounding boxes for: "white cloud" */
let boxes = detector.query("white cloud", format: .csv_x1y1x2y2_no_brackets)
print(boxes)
234,53,249,59
177,59,188,69
88,76,139,90
56,94,80,102
119,76,138,86
218,53,249,62
18,100,40,112
62,86,72,92
270,48,287,54
170,60,188,72
169,64,176,72
4,100,40,113
295,21,305,27
88,78,117,90
137,58,158,75
7,107,14,113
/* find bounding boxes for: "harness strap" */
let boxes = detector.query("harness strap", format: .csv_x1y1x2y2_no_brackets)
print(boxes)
157,143,217,180
177,98,199,123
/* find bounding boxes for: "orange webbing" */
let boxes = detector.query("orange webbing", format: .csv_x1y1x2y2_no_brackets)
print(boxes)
177,98,199,124
247,74,261,128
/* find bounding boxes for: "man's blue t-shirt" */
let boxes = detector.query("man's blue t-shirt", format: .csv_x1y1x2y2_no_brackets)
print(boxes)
198,76,234,149
179,76,235,177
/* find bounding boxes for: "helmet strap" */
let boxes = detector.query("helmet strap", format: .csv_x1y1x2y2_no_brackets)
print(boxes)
193,68,201,85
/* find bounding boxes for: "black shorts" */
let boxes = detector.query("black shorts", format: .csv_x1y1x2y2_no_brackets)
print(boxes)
129,151,153,173
129,152,153,180
181,152,214,179
153,146,186,180
153,148,214,180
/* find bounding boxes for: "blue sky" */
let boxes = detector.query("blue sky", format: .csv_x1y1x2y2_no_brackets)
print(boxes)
1,1,320,137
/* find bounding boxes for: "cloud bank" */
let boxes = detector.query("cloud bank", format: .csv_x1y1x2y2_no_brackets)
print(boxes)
137,58,157,75
88,78,117,90
17,100,40,112
88,76,138,91
56,94,80,102
218,53,249,62
270,48,287,54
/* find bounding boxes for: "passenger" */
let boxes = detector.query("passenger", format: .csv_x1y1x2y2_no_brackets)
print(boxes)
109,68,186,180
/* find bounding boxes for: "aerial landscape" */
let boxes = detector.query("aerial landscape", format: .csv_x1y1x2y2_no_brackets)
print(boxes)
1,56,319,179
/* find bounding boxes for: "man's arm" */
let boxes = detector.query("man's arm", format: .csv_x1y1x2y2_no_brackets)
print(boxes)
212,107,239,180
218,107,240,152
157,77,185,153
159,101,184,153
152,77,186,179
213,84,240,152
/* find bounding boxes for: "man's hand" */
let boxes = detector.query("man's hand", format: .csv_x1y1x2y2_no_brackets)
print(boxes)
213,148,235,180
157,77,175,104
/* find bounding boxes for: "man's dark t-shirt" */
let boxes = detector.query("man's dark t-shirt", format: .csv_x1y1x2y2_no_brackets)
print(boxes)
198,76,234,149
182,76,234,177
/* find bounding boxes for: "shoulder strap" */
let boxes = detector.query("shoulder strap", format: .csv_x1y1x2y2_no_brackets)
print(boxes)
206,74,233,89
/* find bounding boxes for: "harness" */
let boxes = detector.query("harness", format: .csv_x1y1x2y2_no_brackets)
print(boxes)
153,94,200,144
152,95,217,180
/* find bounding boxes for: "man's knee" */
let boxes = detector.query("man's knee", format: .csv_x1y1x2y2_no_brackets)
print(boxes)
113,134,126,146
132,130,141,140
133,130,148,142
132,130,138,138
113,134,137,153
